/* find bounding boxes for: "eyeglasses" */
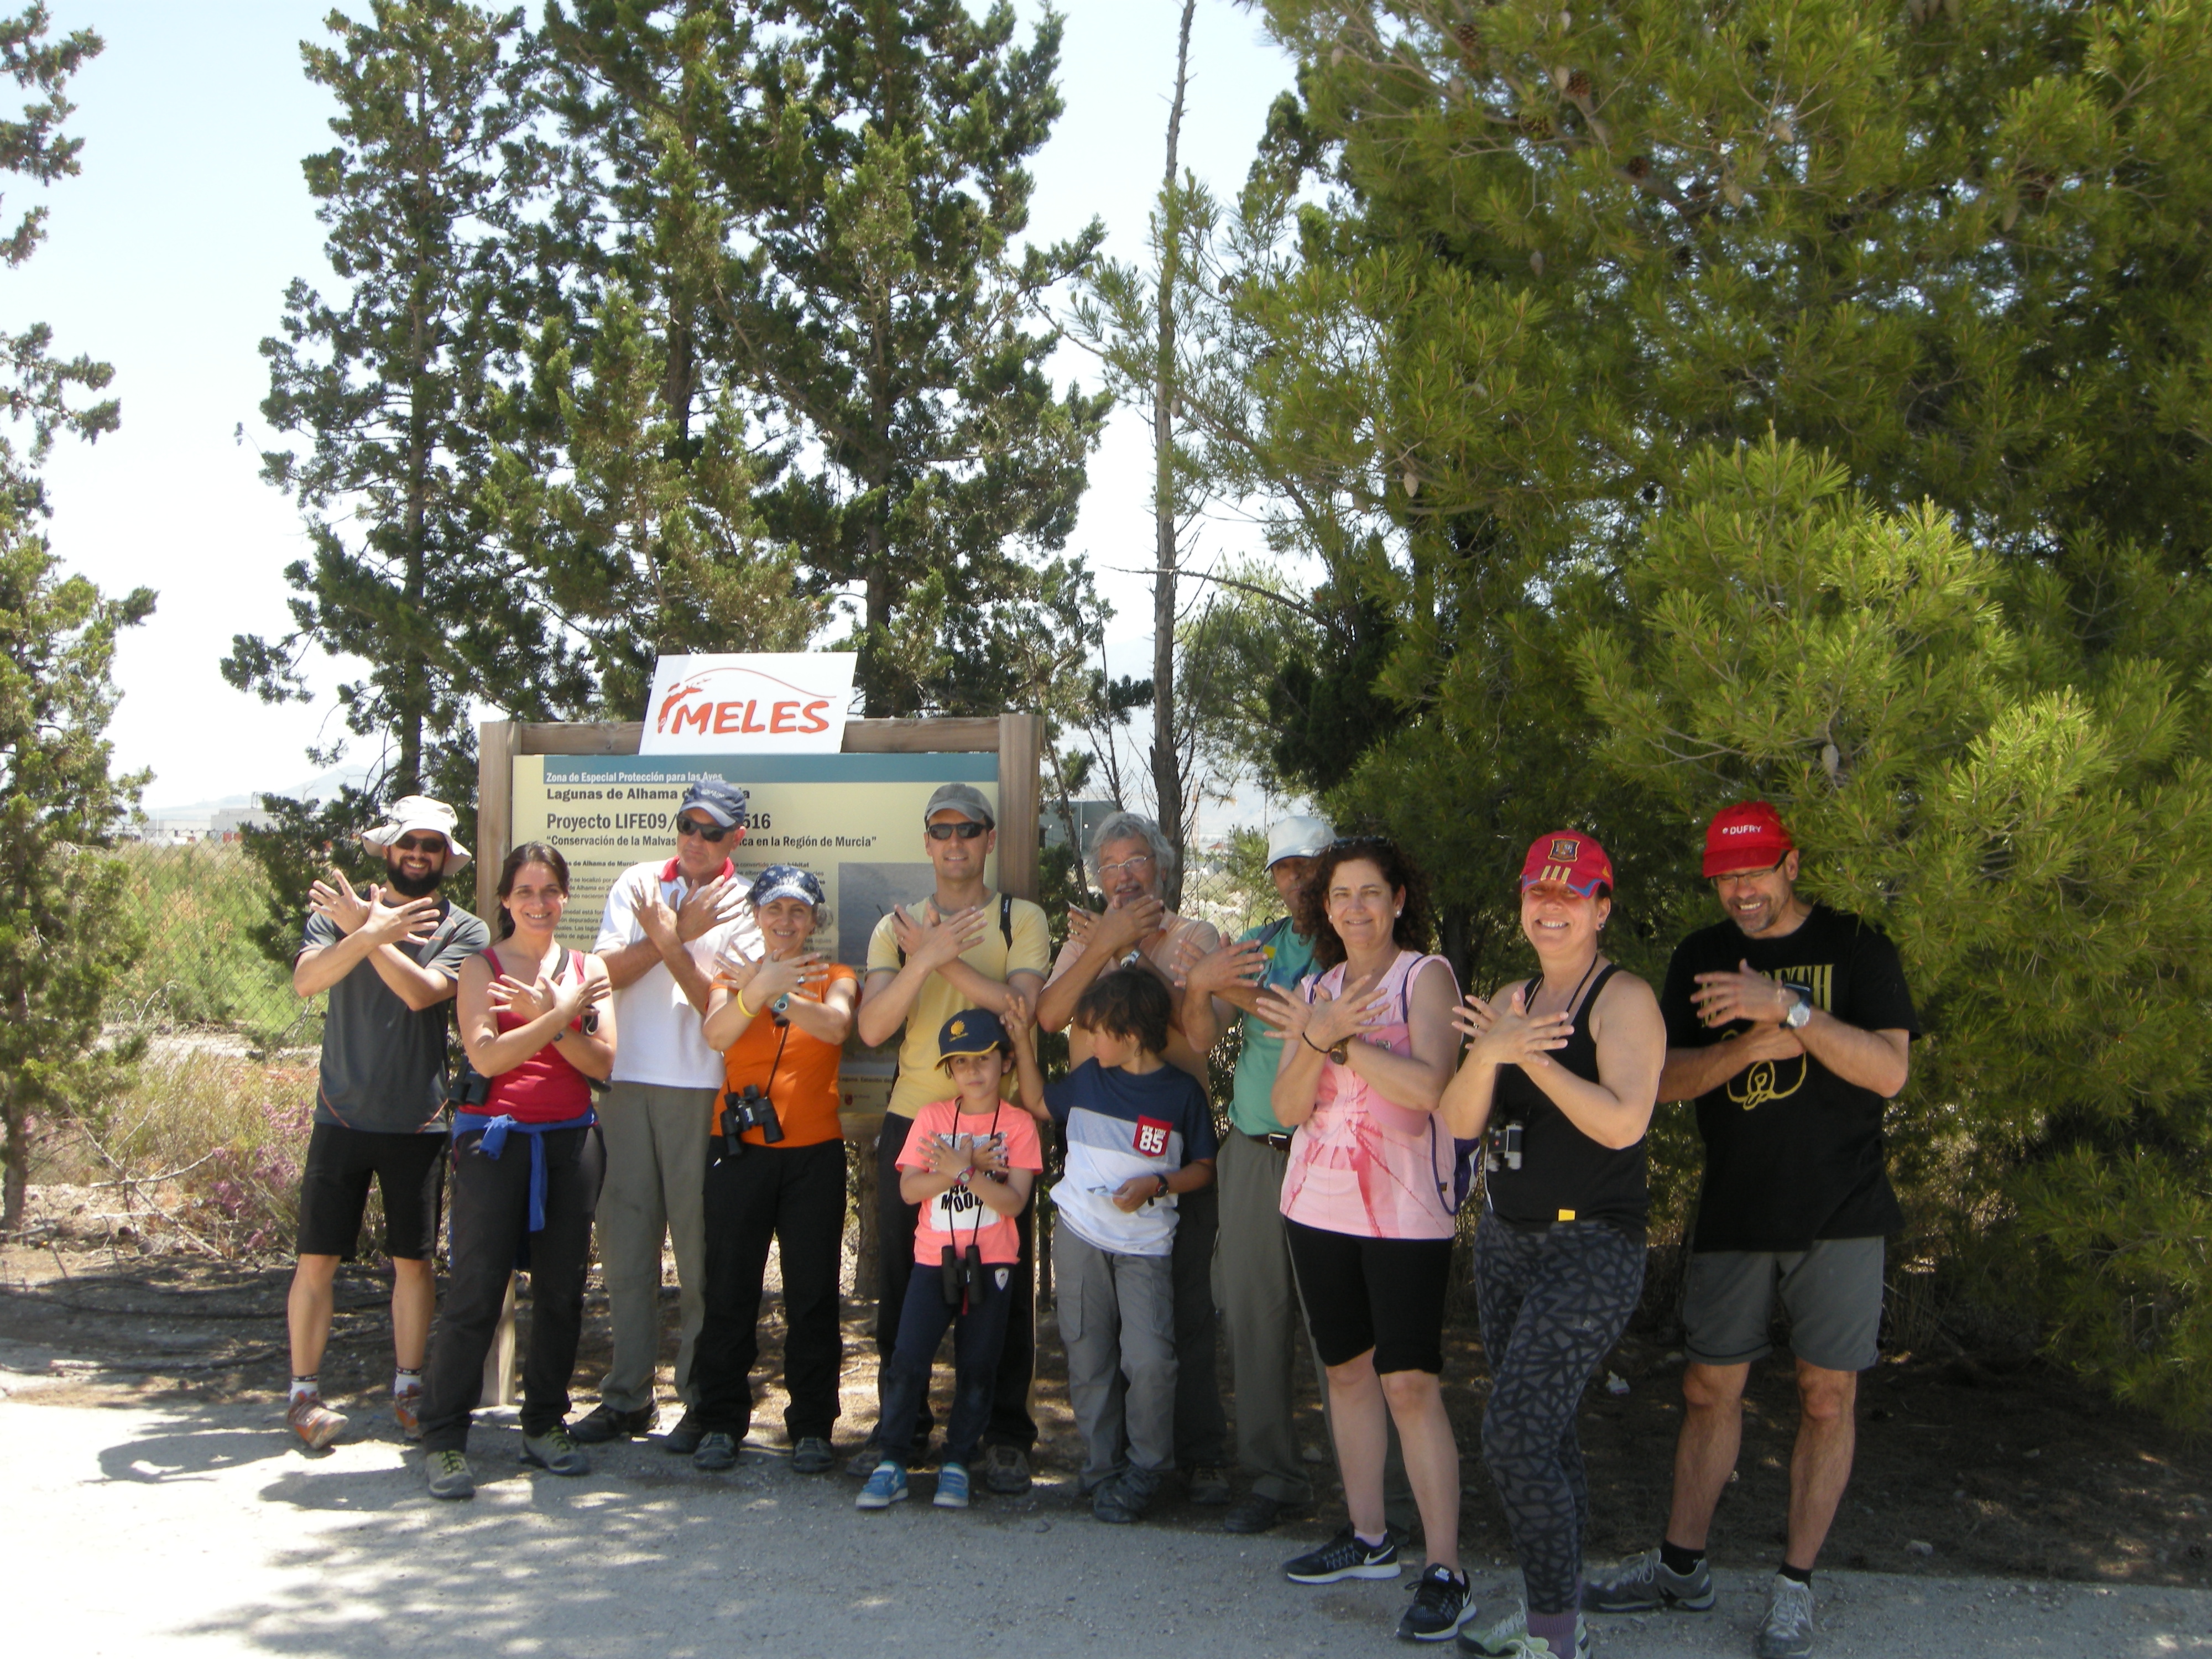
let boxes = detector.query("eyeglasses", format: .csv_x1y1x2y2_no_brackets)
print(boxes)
1710,857,1788,889
1097,852,1155,878
393,834,443,854
676,816,733,842
926,821,988,841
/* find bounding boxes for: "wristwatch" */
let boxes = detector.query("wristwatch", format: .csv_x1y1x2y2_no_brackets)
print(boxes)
1328,1039,1350,1063
1781,983,1815,1030
1154,1172,1171,1200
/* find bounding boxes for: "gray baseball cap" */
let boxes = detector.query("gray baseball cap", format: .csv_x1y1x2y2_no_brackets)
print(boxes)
924,782,995,827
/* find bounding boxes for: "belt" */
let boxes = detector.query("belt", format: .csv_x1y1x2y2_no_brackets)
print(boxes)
454,1110,597,1234
1239,1128,1294,1152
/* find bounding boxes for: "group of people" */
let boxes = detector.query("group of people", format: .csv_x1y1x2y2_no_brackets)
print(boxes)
280,782,1917,1659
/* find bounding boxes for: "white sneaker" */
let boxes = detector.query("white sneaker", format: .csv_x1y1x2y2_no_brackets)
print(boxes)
1755,1573,1816,1659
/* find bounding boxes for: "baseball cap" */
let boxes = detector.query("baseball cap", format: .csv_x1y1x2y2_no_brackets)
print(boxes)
1701,801,1794,877
1519,830,1614,897
359,795,471,869
679,778,750,828
745,863,825,910
937,1007,1010,1063
924,782,995,827
1265,815,1335,868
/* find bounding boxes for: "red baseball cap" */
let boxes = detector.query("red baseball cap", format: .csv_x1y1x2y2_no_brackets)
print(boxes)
1520,831,1614,897
1702,800,1795,877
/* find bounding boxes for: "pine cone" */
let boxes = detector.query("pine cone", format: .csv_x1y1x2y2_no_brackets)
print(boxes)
1625,155,1651,179
1566,69,1592,98
1522,113,1554,141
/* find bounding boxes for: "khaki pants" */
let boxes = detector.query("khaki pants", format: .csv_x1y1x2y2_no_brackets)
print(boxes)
593,1081,716,1412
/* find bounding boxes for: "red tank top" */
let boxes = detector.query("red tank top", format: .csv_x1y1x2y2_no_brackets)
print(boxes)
482,945,594,1123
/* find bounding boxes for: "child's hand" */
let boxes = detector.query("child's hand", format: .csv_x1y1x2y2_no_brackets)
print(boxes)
1110,1173,1163,1213
1002,991,1034,1040
971,1133,1010,1175
923,1136,970,1179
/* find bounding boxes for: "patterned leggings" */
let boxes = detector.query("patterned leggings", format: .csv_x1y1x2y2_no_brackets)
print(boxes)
1474,1210,1646,1615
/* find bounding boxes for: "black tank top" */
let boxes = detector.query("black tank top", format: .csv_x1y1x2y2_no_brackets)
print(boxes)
1486,962,1649,1241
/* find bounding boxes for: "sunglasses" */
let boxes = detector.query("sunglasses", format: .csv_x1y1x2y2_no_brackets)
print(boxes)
393,834,444,854
676,816,734,842
926,821,988,841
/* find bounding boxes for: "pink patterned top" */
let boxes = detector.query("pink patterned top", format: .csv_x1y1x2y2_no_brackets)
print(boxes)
1279,949,1460,1241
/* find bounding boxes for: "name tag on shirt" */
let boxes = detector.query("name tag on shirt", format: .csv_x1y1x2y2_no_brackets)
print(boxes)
1133,1117,1171,1159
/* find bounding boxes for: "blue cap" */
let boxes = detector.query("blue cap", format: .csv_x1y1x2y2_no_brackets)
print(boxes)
937,1007,1010,1064
746,863,825,910
679,778,750,828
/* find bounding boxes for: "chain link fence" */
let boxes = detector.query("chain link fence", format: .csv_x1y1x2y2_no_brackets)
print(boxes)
108,842,317,1048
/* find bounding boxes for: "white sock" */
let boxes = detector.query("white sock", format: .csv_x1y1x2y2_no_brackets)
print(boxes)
290,1375,319,1404
394,1368,422,1395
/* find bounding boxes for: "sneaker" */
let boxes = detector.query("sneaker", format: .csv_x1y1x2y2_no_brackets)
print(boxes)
855,1460,910,1510
934,1461,972,1509
1459,1607,1592,1658
424,1448,474,1500
287,1391,347,1451
1092,1468,1159,1525
1284,1524,1403,1584
790,1436,835,1475
567,1402,654,1444
1185,1462,1232,1505
692,1431,739,1472
392,1382,424,1441
982,1443,1032,1495
1754,1573,1815,1659
1398,1563,1476,1642
1581,1548,1715,1614
659,1411,706,1455
520,1425,589,1476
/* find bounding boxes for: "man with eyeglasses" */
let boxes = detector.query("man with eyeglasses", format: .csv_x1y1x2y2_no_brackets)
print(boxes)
284,796,488,1449
853,781,1052,1490
570,778,759,1452
1585,800,1917,1659
1036,808,1233,1508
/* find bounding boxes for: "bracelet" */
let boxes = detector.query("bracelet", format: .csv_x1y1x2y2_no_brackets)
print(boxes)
734,987,756,1019
1301,1031,1329,1056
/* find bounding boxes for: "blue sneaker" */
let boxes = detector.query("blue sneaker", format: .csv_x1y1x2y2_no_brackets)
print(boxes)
933,1461,971,1509
855,1459,909,1510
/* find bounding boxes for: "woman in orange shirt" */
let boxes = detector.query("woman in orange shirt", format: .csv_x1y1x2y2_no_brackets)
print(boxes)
687,865,858,1475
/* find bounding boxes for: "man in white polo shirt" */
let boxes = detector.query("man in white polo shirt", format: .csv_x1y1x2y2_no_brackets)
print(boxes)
570,778,757,1453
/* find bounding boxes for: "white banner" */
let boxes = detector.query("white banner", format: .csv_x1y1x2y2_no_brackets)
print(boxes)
640,653,859,754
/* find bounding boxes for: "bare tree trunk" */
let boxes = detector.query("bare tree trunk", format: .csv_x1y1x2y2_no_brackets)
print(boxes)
2,1107,25,1238
1150,0,1197,909
400,283,432,798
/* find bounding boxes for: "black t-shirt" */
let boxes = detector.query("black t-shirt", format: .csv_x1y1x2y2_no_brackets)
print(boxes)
300,899,489,1133
1660,905,1919,1251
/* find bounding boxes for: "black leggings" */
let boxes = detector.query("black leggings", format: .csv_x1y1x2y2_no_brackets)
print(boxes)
1474,1210,1645,1615
420,1124,605,1451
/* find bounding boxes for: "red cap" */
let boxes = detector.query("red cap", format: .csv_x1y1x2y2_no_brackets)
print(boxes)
1702,801,1794,877
1520,831,1614,896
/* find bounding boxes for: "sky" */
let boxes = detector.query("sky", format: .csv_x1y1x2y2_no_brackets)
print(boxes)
8,1,1301,814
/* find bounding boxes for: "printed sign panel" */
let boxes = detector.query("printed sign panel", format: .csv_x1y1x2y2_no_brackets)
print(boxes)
640,653,859,754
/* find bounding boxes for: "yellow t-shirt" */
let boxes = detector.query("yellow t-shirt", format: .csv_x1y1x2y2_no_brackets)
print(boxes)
865,890,1052,1122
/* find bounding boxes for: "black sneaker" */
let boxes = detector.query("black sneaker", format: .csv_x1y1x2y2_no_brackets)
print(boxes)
659,1411,706,1455
1397,1564,1475,1642
692,1431,739,1472
982,1443,1032,1495
790,1436,835,1475
567,1403,654,1444
1284,1524,1403,1584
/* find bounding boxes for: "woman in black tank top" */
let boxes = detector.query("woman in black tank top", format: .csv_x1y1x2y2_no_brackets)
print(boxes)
1437,831,1666,1658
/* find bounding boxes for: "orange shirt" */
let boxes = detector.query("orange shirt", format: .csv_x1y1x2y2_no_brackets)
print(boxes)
718,963,857,1147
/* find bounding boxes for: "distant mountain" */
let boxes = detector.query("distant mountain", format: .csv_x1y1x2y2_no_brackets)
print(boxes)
145,761,373,818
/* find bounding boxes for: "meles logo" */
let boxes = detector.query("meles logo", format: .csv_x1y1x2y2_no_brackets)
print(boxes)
641,654,858,755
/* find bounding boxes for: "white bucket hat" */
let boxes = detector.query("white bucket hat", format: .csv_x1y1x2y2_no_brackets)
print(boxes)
358,795,472,870
1265,815,1334,868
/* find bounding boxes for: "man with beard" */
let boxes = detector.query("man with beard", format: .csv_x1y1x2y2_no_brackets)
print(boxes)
285,796,489,1449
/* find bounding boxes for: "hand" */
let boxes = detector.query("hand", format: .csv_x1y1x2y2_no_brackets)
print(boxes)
710,946,761,995
745,950,830,1008
1186,937,1267,997
1065,906,1099,951
1110,1173,1164,1213
487,971,556,1023
970,1133,1010,1175
1092,893,1165,957
674,873,742,943
1692,961,1798,1028
1454,985,1573,1071
1731,1022,1807,1065
1303,970,1391,1051
923,1136,973,1180
1253,986,1306,1039
629,875,681,951
551,969,608,1026
1001,991,1036,1047
893,902,989,971
354,885,440,950
307,871,375,935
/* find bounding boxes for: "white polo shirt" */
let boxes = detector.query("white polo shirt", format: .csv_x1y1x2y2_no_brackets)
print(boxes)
594,856,759,1089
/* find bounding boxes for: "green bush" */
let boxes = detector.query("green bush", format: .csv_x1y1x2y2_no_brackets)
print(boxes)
108,843,315,1044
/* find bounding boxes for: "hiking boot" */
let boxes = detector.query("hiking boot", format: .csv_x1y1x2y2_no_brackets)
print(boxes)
287,1391,347,1451
855,1460,910,1510
1284,1524,1402,1584
424,1449,474,1500
567,1402,654,1444
520,1425,589,1477
1184,1462,1232,1505
1092,1468,1159,1524
1459,1607,1590,1658
790,1436,835,1475
1397,1563,1476,1642
933,1461,972,1509
391,1381,424,1441
982,1443,1031,1495
1581,1547,1715,1614
1223,1491,1307,1535
1754,1573,1816,1659
660,1411,707,1455
692,1431,739,1472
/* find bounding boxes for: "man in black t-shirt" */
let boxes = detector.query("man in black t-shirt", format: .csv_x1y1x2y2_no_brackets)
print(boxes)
284,797,489,1451
1586,802,1917,1659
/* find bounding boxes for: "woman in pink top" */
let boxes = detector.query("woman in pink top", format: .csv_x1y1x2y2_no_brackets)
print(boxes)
1259,836,1470,1642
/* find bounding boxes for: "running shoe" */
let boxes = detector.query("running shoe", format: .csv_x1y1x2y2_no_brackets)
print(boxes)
1754,1573,1815,1659
1580,1548,1715,1614
520,1425,589,1476
692,1431,739,1472
286,1391,347,1451
1284,1524,1403,1584
567,1402,654,1443
424,1449,474,1500
1185,1463,1232,1505
856,1460,910,1510
983,1443,1032,1495
934,1462,972,1509
1458,1606,1592,1659
1397,1563,1477,1642
1092,1467,1160,1524
790,1436,835,1475
391,1381,424,1440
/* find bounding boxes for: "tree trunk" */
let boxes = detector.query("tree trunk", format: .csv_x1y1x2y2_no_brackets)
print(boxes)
1150,0,1196,909
400,279,432,799
1,1105,25,1238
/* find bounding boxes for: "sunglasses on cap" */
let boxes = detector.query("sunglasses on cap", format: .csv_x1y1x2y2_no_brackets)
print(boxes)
675,815,734,842
926,821,988,841
392,833,445,854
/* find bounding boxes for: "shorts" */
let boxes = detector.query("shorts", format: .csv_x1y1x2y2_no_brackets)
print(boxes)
1683,1237,1885,1373
296,1122,448,1260
1285,1218,1453,1375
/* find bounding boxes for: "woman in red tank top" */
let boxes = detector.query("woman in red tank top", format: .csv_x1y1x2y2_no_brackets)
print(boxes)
416,843,616,1500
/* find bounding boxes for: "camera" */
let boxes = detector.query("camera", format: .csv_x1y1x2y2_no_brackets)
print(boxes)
722,1084,783,1148
940,1241,984,1307
447,1060,489,1110
1483,1120,1525,1175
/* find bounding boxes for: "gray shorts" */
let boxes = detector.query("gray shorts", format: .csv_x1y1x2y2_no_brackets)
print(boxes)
1683,1237,1885,1373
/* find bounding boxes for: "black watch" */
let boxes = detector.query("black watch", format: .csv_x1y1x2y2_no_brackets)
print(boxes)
1154,1172,1171,1199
